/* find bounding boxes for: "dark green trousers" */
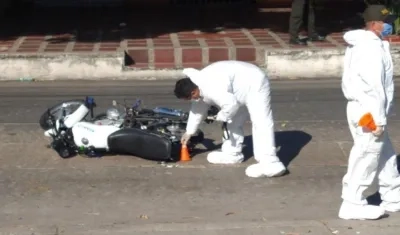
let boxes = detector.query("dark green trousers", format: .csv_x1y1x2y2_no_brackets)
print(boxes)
288,0,317,39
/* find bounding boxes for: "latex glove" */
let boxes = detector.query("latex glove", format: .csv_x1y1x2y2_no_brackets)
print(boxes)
204,115,217,124
216,117,232,124
215,111,228,122
372,126,384,137
215,112,233,124
181,133,192,145
206,115,216,120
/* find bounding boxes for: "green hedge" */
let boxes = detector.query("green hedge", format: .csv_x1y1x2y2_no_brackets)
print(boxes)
387,1,400,34
364,1,399,34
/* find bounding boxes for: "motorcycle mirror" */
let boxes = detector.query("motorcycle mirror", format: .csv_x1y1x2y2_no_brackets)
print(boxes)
112,100,117,107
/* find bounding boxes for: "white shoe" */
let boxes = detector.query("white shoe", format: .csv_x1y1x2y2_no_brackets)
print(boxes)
380,201,400,212
207,151,244,164
245,161,286,178
338,201,386,220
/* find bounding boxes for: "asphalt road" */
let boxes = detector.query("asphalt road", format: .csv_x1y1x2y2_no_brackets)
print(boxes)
1,79,400,235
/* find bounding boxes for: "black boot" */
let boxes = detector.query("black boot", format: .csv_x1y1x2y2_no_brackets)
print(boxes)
308,34,326,42
289,37,307,45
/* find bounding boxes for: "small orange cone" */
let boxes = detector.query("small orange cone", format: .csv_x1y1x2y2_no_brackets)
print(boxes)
358,113,376,131
180,144,191,162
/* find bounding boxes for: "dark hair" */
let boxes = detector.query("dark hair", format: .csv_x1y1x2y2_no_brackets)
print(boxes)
174,77,198,99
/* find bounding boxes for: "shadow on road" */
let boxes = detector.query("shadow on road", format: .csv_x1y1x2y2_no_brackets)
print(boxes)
275,130,313,167
243,130,313,167
194,130,312,168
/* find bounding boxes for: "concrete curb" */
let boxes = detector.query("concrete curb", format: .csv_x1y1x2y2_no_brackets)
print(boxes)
266,46,400,79
266,48,346,79
0,52,186,81
0,52,124,80
1,46,400,81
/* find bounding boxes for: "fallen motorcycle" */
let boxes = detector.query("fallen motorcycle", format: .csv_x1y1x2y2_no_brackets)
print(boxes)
39,96,219,162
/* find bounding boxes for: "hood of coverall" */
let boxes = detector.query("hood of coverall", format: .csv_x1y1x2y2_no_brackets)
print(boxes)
343,29,382,46
182,68,201,85
182,68,204,99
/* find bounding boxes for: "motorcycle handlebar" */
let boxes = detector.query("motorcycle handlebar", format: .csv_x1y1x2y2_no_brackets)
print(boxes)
112,99,219,123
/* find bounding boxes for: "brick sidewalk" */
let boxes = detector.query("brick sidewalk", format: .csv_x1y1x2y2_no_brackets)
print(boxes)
1,6,399,69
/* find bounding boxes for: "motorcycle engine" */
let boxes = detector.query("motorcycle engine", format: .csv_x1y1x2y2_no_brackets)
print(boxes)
106,108,120,120
166,124,184,137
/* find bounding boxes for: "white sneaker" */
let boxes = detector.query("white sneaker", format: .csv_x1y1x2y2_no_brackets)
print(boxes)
207,151,244,164
245,161,286,178
380,201,400,212
338,201,386,220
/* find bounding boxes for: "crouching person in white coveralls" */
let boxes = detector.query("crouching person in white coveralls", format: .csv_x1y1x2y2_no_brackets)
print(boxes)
173,60,286,178
340,5,400,220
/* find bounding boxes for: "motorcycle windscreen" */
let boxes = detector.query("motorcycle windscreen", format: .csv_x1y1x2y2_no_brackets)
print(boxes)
107,128,178,162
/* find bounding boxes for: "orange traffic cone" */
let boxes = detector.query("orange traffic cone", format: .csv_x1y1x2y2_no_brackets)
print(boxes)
358,112,376,131
180,144,191,162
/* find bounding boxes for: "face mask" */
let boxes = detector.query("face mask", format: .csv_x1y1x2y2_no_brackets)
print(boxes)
381,23,393,37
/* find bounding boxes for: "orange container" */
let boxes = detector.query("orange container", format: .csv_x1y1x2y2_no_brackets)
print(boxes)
358,113,376,131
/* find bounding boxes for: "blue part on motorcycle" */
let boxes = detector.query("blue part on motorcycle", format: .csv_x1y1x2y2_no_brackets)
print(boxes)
153,107,184,117
87,151,102,158
86,96,95,105
133,99,142,109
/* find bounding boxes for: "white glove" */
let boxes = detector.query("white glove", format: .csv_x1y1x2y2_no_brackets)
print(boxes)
215,112,227,122
215,112,232,124
372,126,384,137
181,133,192,145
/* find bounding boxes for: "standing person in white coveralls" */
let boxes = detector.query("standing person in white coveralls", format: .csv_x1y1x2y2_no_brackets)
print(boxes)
340,5,400,220
173,60,287,178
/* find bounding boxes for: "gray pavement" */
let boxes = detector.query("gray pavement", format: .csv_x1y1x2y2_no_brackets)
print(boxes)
1,79,400,235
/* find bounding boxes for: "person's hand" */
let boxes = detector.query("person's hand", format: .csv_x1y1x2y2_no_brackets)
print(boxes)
204,115,217,124
181,133,192,145
372,126,384,137
215,112,228,122
215,112,233,124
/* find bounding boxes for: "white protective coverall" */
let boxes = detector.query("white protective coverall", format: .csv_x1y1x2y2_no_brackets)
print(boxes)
340,29,400,220
182,60,286,178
